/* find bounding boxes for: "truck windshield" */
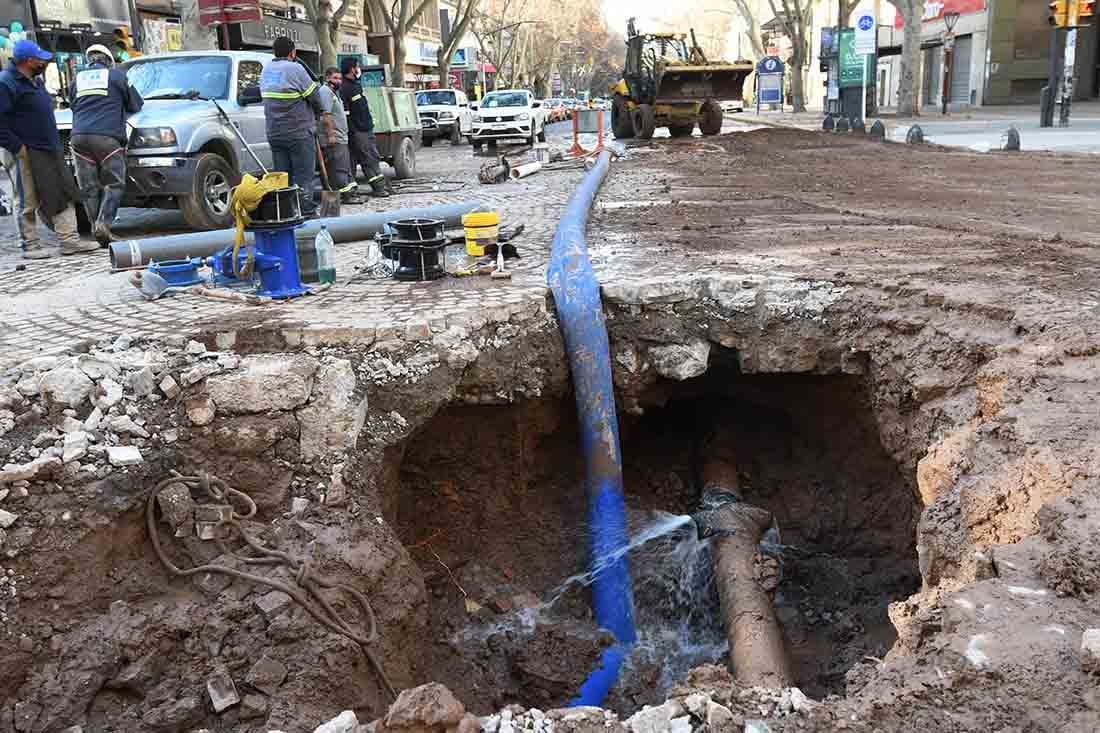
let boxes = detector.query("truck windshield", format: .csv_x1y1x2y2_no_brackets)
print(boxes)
125,56,232,101
481,92,527,108
417,90,456,106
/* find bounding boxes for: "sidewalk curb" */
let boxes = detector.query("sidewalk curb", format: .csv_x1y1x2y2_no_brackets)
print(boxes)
725,113,901,139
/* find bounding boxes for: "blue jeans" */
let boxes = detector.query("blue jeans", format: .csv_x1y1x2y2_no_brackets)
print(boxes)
270,136,317,213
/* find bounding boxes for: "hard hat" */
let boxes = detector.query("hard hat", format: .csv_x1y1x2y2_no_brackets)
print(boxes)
86,44,114,63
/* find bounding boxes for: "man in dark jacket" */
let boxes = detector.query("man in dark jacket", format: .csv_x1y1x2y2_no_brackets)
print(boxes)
69,43,143,246
0,40,96,259
339,57,388,197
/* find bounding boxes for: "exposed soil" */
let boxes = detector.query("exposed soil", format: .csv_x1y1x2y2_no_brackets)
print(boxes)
2,127,1100,732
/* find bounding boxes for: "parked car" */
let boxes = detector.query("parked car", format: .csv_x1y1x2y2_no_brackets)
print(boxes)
54,50,420,231
468,89,546,149
416,88,471,146
721,99,744,113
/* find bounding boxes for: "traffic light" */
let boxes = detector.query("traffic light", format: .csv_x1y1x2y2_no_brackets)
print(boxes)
113,27,141,61
1079,0,1096,19
1050,0,1068,25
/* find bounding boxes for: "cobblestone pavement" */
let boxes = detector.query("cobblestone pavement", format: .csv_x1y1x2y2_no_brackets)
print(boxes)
0,121,608,366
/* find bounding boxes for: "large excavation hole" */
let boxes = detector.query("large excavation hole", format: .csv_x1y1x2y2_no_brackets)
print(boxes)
393,356,921,714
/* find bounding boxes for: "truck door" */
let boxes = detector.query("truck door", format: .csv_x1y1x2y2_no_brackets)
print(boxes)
232,59,273,172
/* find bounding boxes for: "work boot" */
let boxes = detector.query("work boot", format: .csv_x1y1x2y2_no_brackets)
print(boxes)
22,244,52,260
61,239,100,256
93,223,114,247
369,177,390,198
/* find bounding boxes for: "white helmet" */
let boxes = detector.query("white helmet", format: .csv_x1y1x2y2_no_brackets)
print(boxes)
86,44,114,64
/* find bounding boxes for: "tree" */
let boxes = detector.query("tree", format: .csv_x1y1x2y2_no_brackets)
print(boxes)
765,0,812,111
731,0,766,59
436,0,479,89
892,0,925,115
180,1,217,51
472,0,533,89
364,0,438,87
301,0,351,71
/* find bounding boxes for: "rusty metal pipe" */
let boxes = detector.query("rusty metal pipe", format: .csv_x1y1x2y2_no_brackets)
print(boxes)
697,455,792,689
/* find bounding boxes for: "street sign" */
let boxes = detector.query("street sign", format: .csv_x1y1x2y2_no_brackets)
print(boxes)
838,29,872,88
199,0,261,27
854,12,876,54
756,56,785,111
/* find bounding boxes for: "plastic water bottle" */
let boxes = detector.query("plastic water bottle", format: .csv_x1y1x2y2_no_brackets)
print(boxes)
315,225,335,284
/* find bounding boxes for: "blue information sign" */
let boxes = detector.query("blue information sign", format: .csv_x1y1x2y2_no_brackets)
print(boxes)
756,56,785,109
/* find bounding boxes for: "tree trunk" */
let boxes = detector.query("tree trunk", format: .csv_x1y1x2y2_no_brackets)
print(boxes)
790,57,806,112
180,0,218,50
392,32,407,87
317,17,337,71
438,54,452,88
897,0,924,116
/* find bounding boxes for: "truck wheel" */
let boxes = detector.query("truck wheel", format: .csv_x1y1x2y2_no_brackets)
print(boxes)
393,136,416,179
612,95,635,138
700,100,724,136
423,137,435,147
450,124,462,144
633,104,656,140
668,123,695,137
180,153,236,230
472,139,483,151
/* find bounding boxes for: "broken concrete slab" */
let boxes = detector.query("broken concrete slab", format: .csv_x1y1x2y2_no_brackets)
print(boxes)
62,432,89,464
246,654,288,696
647,340,711,381
186,395,216,426
0,456,62,484
206,671,240,713
1082,628,1100,674
297,359,367,460
253,591,292,622
313,711,359,733
106,446,143,467
205,354,318,414
384,683,465,731
37,367,94,408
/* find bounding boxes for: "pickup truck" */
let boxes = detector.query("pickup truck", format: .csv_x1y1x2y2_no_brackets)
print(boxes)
468,89,546,149
416,88,471,146
55,50,421,231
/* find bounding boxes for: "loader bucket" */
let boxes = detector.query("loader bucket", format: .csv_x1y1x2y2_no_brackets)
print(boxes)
655,64,754,103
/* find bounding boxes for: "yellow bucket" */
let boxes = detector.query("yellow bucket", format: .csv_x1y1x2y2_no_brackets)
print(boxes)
462,211,500,257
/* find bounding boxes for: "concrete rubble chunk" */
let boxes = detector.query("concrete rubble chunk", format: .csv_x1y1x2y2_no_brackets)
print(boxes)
157,481,195,537
62,431,90,463
182,361,223,386
159,375,180,399
76,355,120,381
290,497,309,515
97,378,123,409
38,367,95,408
206,354,318,414
186,395,217,426
59,416,85,434
668,717,691,733
625,701,685,733
789,688,817,713
33,430,59,447
126,367,157,398
647,339,711,381
109,415,150,438
186,340,208,355
297,359,367,460
84,407,104,431
206,670,240,713
313,711,359,733
1,456,62,484
246,654,288,695
16,375,40,397
384,683,465,730
0,509,18,528
240,694,268,719
107,445,143,467
744,722,771,733
254,590,292,621
1083,628,1100,674
112,334,133,351
706,701,736,730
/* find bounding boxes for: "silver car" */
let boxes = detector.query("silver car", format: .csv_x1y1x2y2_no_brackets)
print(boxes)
56,50,273,230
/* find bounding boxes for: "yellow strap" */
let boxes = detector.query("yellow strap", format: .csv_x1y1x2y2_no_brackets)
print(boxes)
228,171,289,277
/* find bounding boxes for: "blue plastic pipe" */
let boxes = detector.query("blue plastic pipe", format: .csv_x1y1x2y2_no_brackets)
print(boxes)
546,150,637,706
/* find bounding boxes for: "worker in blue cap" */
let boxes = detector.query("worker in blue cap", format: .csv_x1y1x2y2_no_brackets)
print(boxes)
0,40,96,259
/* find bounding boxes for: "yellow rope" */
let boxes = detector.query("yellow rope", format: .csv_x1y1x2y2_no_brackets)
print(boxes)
229,172,288,278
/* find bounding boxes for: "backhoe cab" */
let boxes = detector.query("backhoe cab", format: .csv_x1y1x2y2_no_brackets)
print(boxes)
611,18,753,140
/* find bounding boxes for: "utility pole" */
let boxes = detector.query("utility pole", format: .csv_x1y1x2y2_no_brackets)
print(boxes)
1042,0,1095,126
940,11,959,115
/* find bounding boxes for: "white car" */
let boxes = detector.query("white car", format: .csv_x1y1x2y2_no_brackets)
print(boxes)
469,89,546,149
416,88,471,146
